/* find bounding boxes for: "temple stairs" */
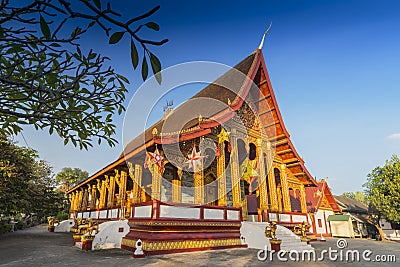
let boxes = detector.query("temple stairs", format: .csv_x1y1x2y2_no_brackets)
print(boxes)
240,222,314,252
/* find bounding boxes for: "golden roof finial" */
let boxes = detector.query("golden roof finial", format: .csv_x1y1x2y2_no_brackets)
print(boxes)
258,21,273,50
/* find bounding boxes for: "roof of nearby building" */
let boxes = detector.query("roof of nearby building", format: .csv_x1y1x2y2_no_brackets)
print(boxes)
304,180,341,213
327,214,351,221
334,195,369,214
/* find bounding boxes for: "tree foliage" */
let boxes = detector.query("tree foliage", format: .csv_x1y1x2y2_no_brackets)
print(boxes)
364,155,400,224
0,0,167,149
0,135,63,216
56,167,88,192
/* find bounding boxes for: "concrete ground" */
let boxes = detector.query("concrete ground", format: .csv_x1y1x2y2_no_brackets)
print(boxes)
0,225,398,267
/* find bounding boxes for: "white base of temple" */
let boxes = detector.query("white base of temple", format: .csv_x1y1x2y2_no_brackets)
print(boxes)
54,220,75,232
92,220,130,250
240,222,314,252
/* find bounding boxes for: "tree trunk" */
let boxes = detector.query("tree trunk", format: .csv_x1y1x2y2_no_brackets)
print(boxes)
368,218,386,241
374,223,387,241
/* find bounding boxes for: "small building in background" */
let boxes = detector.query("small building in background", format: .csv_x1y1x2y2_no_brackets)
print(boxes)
304,180,341,237
331,196,371,238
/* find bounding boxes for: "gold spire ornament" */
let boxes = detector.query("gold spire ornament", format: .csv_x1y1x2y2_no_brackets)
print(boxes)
258,22,272,50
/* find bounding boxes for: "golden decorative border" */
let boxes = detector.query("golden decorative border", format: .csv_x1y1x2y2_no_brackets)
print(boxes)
122,238,242,251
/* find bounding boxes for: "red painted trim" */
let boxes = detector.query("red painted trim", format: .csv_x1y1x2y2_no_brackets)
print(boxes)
323,211,329,235
199,207,204,220
257,50,317,186
311,213,317,234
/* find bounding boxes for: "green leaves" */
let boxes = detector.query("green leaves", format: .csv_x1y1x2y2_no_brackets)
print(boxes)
150,52,162,84
365,155,400,224
71,27,82,38
145,22,160,31
93,0,101,10
109,31,125,44
1,0,168,151
39,14,51,39
0,138,62,216
142,56,148,81
130,40,139,69
132,40,162,83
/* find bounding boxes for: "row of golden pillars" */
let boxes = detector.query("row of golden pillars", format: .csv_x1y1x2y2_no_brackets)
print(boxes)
69,129,308,216
218,129,307,215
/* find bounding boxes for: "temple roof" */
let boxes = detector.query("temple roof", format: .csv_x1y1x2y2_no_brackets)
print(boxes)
118,52,257,159
67,48,318,193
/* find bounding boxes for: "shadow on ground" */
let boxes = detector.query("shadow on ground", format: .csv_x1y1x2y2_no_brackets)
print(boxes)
0,225,398,267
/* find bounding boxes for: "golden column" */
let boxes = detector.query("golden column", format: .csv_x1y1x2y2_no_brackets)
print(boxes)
75,191,81,211
149,162,162,200
116,170,127,218
128,163,142,203
72,191,79,211
172,168,182,203
276,187,282,212
114,170,121,206
82,187,89,210
96,177,108,208
115,170,128,207
299,184,307,213
90,184,97,210
217,142,227,206
68,194,72,213
121,170,128,214
229,129,242,208
77,189,84,211
134,164,143,202
280,164,292,212
194,167,204,204
68,193,75,213
266,142,278,212
106,174,116,207
172,180,182,203
257,139,268,210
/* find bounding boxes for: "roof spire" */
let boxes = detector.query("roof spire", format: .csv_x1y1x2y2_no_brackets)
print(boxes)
258,21,272,50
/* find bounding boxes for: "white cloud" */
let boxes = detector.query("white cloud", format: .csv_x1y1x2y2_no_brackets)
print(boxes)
387,133,400,140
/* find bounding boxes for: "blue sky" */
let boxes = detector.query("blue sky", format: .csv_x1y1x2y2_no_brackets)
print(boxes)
15,0,400,194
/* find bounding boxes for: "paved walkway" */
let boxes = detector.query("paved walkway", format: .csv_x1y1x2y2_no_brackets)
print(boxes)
0,225,398,266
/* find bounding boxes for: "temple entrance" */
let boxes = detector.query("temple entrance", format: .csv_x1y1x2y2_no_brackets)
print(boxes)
204,174,218,205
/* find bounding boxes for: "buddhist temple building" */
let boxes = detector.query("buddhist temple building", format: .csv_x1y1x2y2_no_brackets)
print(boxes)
67,46,320,255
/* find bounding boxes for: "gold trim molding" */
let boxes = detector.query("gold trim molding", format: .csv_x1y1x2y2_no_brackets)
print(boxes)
122,238,242,251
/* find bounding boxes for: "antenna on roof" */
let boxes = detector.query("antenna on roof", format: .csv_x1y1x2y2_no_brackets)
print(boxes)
163,100,174,119
258,21,273,50
163,100,174,112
